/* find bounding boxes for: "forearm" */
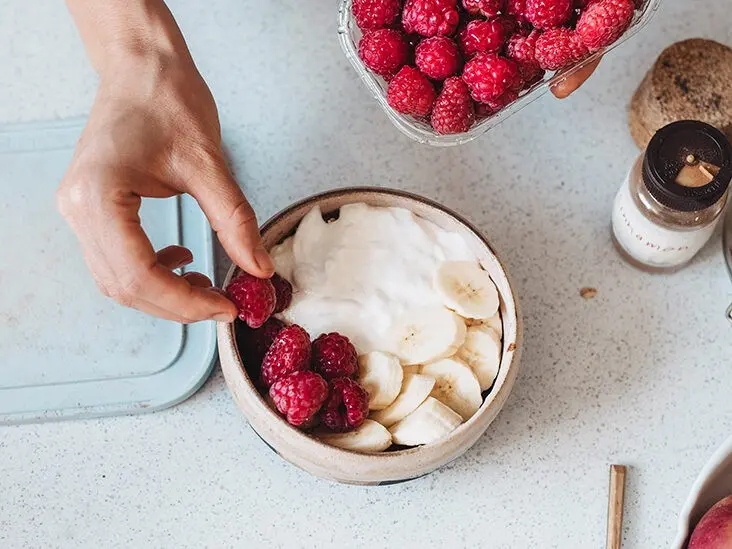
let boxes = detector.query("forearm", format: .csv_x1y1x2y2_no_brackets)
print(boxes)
65,0,193,77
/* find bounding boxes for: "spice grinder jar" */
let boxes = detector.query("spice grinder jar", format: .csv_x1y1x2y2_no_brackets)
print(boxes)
612,120,732,272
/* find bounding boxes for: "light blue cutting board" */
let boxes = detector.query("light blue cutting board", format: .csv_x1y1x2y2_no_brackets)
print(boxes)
0,119,218,424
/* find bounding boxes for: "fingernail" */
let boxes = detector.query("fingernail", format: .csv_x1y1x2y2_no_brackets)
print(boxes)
254,246,274,275
213,313,235,322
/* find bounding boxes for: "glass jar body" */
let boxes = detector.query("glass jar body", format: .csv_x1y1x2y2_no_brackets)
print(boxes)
611,154,728,271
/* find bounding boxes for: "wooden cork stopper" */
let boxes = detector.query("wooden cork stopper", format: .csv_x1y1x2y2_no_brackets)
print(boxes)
628,38,732,149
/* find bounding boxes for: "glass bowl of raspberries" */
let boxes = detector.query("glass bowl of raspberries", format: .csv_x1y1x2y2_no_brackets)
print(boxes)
216,187,522,485
338,0,662,146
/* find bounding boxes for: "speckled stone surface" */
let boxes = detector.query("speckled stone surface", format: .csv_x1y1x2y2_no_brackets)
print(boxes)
0,1,730,548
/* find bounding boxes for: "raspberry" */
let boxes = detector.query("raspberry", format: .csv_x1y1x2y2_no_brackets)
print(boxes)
387,66,437,116
415,37,462,80
269,371,329,427
506,30,544,83
270,273,293,314
236,317,286,377
431,77,476,134
534,27,589,70
311,333,358,380
462,0,504,18
358,29,411,78
261,324,312,388
320,378,370,432
524,0,573,29
505,0,530,23
402,0,460,37
462,53,521,103
458,19,507,58
479,89,519,116
576,0,635,51
493,14,521,36
352,0,401,31
226,271,276,329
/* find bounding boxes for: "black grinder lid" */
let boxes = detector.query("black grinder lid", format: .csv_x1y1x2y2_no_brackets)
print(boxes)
642,120,732,212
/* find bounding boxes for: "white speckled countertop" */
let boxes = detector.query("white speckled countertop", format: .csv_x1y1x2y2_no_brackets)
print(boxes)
1,1,730,547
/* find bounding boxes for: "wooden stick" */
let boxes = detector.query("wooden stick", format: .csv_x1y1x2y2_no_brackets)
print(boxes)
606,465,627,549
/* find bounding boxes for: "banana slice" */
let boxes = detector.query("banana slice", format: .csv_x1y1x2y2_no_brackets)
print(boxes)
467,312,503,338
359,351,404,411
389,397,463,446
317,420,392,452
434,261,500,320
457,325,502,391
370,374,435,428
390,307,466,365
402,364,421,375
421,357,483,421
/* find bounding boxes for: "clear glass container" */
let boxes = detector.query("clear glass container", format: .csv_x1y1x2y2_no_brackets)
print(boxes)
612,155,728,272
611,121,731,272
338,0,663,147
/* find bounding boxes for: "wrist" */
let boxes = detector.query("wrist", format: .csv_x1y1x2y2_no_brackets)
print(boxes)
67,0,194,78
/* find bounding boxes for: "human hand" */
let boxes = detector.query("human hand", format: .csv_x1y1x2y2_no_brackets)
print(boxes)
57,48,273,323
550,57,601,98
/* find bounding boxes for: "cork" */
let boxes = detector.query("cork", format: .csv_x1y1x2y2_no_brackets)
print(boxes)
628,39,732,149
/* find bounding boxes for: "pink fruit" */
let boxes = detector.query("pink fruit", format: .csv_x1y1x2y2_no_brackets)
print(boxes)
688,495,732,549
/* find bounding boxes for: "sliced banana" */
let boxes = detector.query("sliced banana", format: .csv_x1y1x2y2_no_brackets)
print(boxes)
434,261,500,320
402,364,421,375
457,325,502,391
421,357,483,421
359,351,404,411
317,420,392,452
389,397,463,446
467,312,503,338
370,374,435,428
390,307,466,365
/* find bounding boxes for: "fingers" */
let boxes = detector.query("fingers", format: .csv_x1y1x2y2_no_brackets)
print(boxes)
58,174,237,323
181,149,274,279
183,271,214,288
156,245,194,270
551,57,601,99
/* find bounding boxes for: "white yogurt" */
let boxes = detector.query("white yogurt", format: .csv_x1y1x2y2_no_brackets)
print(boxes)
270,203,477,354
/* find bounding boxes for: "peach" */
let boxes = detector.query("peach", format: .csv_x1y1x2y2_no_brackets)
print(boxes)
689,495,732,549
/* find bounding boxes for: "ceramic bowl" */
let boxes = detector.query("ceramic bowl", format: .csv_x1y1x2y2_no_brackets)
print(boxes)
673,434,732,548
217,187,522,485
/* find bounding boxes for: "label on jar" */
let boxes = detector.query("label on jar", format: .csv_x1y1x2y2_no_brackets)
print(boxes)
611,174,717,268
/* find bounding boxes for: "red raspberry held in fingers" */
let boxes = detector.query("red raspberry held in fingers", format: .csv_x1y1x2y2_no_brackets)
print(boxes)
226,271,276,329
270,273,293,314
352,0,402,30
269,371,329,427
312,333,359,380
358,29,411,78
402,0,460,37
462,0,504,18
534,27,589,70
524,0,573,29
462,53,521,103
320,377,370,432
415,37,462,80
261,324,312,388
387,66,437,116
459,19,507,58
431,77,476,134
576,0,635,52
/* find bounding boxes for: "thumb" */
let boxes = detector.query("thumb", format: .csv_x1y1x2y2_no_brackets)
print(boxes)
183,150,274,279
